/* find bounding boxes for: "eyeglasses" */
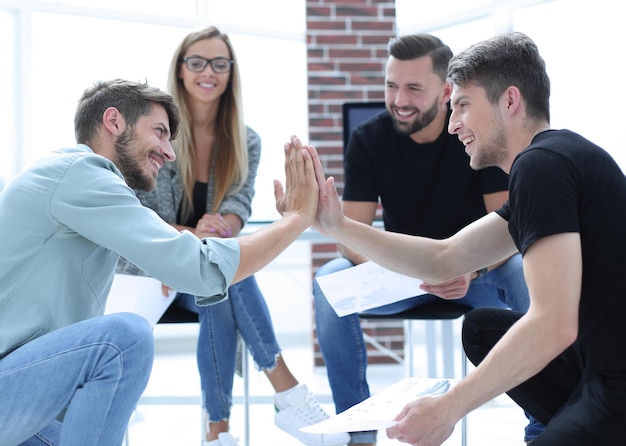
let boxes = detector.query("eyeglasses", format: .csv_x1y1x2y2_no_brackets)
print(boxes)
181,56,233,73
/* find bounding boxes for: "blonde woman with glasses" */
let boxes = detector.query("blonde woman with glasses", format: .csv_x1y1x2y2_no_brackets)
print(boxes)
117,26,348,446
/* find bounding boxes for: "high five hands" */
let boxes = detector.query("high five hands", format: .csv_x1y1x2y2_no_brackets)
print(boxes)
274,135,346,236
274,135,325,228
273,135,346,237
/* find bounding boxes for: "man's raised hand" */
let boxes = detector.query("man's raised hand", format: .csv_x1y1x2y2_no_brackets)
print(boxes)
274,135,319,228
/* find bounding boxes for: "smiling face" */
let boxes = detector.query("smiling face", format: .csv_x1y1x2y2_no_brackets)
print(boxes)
115,103,175,191
179,37,232,106
449,82,509,171
384,55,449,136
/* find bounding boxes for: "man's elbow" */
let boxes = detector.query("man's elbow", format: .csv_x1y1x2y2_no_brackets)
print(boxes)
554,321,579,352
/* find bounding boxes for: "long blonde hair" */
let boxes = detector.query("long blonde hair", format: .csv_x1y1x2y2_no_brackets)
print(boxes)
167,25,248,221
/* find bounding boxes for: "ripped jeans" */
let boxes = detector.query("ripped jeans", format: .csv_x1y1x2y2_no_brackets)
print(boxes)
175,275,282,421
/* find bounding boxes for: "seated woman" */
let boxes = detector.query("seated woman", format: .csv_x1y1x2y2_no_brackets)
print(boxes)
117,25,348,446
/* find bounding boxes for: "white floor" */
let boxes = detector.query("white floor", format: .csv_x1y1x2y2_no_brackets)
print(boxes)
125,327,528,446
125,241,530,446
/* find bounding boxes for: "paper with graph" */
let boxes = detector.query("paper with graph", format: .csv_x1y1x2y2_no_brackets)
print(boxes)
315,261,426,317
300,378,450,434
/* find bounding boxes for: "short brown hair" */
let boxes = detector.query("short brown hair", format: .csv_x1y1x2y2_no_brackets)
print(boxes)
74,78,180,145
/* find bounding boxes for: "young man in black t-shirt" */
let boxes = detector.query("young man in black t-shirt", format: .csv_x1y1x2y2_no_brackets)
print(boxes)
314,32,626,445
312,33,539,446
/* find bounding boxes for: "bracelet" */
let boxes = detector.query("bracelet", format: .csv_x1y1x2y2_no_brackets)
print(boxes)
474,267,488,280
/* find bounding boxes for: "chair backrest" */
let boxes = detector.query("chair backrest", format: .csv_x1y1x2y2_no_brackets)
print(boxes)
158,304,199,323
342,101,386,150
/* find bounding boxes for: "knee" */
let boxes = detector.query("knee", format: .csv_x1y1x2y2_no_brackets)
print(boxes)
462,309,489,366
312,257,353,307
105,313,154,363
314,257,353,279
462,308,522,366
462,307,490,334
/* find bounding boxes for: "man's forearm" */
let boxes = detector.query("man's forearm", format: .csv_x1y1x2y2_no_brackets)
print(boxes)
444,311,572,423
337,242,368,265
328,217,448,282
233,214,310,283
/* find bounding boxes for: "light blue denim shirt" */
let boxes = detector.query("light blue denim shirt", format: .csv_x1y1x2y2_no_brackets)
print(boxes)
0,145,240,358
116,126,260,277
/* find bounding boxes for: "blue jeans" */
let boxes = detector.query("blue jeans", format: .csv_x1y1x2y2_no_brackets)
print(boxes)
0,313,154,446
175,274,281,422
313,254,535,444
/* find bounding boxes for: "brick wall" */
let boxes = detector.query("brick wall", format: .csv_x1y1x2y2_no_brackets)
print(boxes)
305,0,403,366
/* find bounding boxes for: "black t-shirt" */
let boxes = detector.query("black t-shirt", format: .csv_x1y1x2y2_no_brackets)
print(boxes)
343,110,508,239
497,129,626,372
178,181,208,227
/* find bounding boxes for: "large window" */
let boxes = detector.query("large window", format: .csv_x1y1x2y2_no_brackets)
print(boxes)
0,9,17,190
396,0,624,171
3,0,623,209
1,0,306,220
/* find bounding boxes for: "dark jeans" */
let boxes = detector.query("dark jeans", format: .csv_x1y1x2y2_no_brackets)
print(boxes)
462,308,626,445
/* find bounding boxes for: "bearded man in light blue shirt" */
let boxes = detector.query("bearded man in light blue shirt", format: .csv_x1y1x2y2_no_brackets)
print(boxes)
0,78,321,446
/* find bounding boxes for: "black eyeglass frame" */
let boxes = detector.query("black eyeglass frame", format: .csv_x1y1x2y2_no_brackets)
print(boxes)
181,56,234,73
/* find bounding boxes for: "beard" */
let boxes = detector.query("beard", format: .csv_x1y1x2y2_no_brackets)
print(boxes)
472,116,508,170
391,98,439,135
115,127,156,191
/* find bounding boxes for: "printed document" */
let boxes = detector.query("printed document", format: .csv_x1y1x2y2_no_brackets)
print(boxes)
300,378,449,434
315,261,426,317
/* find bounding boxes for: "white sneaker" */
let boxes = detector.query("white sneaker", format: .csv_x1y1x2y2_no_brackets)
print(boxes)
274,384,350,446
203,432,239,446
201,408,239,446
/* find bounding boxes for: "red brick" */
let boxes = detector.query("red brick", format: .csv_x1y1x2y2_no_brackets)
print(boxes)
381,6,395,17
367,91,385,101
308,76,348,86
310,130,344,141
308,62,337,71
314,35,359,45
327,103,344,115
328,48,373,58
308,20,348,31
335,5,379,17
375,47,389,58
362,34,394,45
327,158,344,169
352,20,395,31
307,48,325,59
309,117,336,127
309,103,325,114
350,74,385,85
306,6,332,17
317,90,363,100
338,61,384,71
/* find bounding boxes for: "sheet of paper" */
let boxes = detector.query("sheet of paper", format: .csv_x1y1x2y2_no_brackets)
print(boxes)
104,274,176,327
315,261,426,317
301,378,450,434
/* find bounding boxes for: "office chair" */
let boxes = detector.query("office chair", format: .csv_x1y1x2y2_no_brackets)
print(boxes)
343,101,471,445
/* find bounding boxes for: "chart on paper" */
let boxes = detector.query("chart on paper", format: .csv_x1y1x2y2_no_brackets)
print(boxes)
301,378,450,434
315,261,427,317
